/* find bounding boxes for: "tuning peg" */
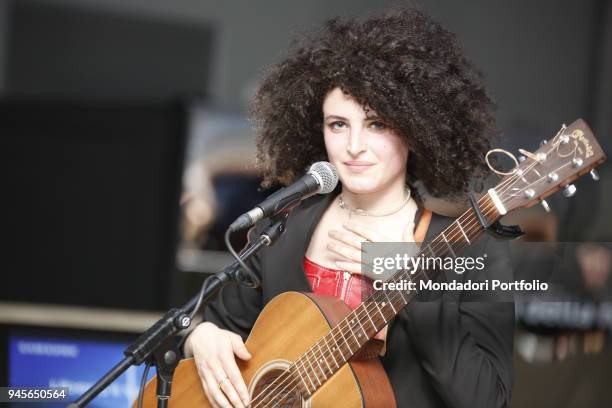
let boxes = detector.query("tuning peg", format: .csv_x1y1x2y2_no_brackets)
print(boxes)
590,169,600,181
540,199,551,212
518,155,526,162
572,158,583,168
540,139,548,147
562,184,577,198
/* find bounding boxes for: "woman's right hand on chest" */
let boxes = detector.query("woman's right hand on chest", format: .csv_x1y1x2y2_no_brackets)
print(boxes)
184,322,252,408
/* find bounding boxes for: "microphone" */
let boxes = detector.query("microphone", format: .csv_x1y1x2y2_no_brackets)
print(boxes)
228,161,338,232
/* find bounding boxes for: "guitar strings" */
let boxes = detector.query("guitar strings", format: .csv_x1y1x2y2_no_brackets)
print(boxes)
249,195,499,407
248,156,548,407
248,161,537,408
248,138,565,407
247,208,493,406
248,164,536,408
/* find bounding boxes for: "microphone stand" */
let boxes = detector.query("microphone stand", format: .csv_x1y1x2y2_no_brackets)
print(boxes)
69,214,289,408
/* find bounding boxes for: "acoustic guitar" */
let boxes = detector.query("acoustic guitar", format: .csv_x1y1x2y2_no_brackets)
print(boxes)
137,119,605,407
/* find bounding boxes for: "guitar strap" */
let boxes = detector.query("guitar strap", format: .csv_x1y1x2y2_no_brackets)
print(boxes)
355,208,433,360
414,208,433,243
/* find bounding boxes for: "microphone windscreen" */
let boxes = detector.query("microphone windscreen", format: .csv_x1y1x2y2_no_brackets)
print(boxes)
308,161,338,194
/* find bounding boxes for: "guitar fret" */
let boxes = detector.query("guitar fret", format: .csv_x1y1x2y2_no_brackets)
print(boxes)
347,317,363,346
333,335,346,366
396,285,408,304
356,314,368,341
427,243,436,257
304,349,321,386
310,347,324,384
324,335,340,369
441,231,456,258
298,357,315,393
374,296,387,323
457,220,470,243
315,340,332,376
396,272,410,303
337,321,354,356
415,262,429,282
295,359,314,394
365,302,378,333
406,270,413,282
384,291,397,314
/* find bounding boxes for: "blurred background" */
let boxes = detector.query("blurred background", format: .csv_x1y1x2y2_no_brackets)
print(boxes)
0,0,611,406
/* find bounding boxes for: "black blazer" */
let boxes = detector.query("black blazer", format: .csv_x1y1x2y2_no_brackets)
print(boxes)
202,190,515,408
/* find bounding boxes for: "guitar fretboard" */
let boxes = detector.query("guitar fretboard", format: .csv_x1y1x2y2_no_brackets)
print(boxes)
290,193,501,397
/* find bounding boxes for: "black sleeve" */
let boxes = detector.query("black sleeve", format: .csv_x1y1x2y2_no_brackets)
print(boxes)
403,235,515,408
180,223,266,346
202,224,266,341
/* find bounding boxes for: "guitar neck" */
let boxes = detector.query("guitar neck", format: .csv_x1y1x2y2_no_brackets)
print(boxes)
291,192,502,397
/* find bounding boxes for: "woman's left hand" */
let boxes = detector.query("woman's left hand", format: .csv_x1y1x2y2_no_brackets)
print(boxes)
327,220,415,274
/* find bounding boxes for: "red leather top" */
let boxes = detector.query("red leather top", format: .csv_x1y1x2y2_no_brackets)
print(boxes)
303,256,387,344
303,256,375,310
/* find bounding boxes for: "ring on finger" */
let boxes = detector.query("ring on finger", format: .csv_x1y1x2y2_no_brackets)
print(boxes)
218,375,229,389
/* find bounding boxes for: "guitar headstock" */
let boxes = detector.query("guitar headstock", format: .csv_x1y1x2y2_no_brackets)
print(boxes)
494,119,606,213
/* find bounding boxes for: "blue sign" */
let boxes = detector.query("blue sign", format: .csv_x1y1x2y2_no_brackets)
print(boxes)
9,335,156,407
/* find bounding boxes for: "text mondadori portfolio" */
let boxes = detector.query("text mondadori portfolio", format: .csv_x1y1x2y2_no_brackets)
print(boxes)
373,279,548,291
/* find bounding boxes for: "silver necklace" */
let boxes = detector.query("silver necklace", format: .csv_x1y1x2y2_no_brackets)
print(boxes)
338,186,411,218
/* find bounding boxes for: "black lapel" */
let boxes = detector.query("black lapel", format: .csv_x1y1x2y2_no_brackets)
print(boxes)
261,190,339,302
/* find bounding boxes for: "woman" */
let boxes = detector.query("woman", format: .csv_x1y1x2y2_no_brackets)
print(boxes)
184,7,514,408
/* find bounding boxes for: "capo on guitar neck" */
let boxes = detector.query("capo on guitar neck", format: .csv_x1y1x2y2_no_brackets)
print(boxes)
468,193,524,239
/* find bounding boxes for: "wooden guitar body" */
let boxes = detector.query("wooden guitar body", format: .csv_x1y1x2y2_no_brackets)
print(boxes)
137,291,397,407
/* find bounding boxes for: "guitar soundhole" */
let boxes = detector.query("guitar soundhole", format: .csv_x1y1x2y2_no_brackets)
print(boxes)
251,367,303,407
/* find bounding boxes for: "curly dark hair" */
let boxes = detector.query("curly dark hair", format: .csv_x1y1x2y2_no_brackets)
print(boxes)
250,7,498,199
